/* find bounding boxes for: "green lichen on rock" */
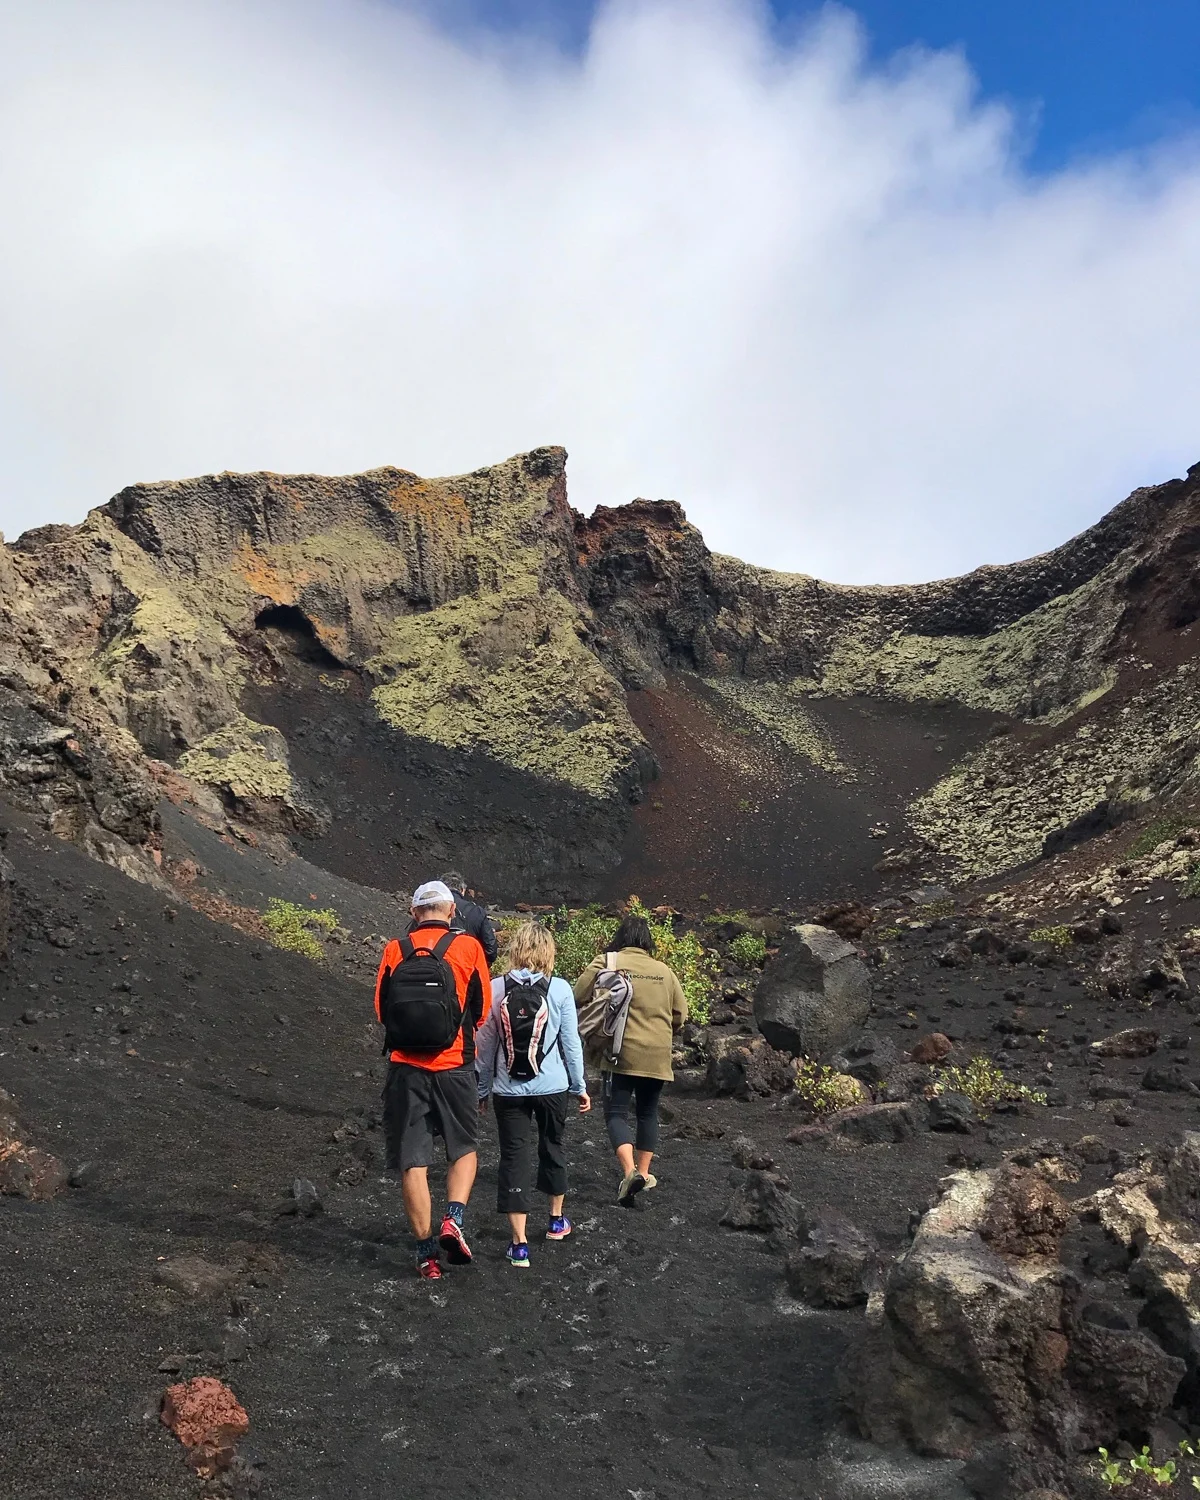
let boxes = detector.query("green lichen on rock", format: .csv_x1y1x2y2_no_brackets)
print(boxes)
909,660,1200,878
805,568,1122,722
702,675,846,774
96,587,205,672
178,716,294,801
369,570,639,797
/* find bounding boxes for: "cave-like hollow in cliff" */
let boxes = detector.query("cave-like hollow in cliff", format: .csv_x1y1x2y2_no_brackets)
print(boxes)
252,602,344,670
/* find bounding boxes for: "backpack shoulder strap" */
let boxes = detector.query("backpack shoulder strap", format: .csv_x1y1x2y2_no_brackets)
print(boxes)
432,932,457,960
398,935,416,961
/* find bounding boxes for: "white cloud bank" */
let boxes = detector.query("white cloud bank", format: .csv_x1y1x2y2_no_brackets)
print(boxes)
0,0,1197,581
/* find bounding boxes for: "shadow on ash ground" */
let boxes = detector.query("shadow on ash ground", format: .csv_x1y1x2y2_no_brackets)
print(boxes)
0,809,977,1500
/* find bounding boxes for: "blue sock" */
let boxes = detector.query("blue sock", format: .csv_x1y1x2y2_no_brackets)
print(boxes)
416,1235,437,1261
445,1201,465,1227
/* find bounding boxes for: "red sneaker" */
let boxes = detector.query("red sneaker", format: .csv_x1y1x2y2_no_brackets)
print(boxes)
438,1216,473,1265
417,1255,442,1280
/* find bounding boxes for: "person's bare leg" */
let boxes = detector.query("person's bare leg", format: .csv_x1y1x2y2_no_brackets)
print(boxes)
615,1143,635,1176
507,1211,528,1244
549,1194,565,1218
446,1151,477,1206
402,1167,431,1238
635,1149,653,1177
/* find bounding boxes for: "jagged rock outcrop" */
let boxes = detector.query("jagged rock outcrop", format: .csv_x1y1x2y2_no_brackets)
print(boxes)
853,1157,1200,1477
576,460,1200,879
3,446,1200,895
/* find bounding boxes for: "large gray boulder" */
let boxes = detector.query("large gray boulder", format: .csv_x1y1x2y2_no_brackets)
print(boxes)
753,923,871,1058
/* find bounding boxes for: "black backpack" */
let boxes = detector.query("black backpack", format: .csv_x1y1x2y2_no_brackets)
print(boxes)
380,933,464,1056
498,975,552,1082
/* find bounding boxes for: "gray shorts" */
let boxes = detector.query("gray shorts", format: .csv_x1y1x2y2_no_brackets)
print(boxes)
383,1062,478,1171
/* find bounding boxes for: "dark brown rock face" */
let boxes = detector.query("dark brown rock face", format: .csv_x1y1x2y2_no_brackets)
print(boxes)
853,1164,1188,1463
0,1142,67,1201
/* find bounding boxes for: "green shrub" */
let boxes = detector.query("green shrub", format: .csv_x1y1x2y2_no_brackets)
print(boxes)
933,1055,1046,1110
262,898,339,961
548,897,719,1025
1186,864,1200,899
1028,925,1072,947
1128,817,1189,858
875,926,902,941
547,904,619,984
729,932,767,969
794,1060,866,1116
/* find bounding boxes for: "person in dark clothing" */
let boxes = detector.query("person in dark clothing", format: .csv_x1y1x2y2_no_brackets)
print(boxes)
440,869,498,964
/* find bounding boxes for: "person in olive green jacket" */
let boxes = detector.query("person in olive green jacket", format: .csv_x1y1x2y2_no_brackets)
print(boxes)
573,914,687,1206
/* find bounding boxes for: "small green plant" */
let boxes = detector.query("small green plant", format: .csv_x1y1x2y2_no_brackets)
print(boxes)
1129,1446,1177,1486
729,932,767,969
262,898,339,961
933,1055,1047,1110
1097,1448,1131,1489
794,1059,864,1116
1029,924,1072,947
1129,817,1190,858
875,926,902,941
703,909,753,927
914,898,955,917
1185,864,1200,899
548,898,719,1025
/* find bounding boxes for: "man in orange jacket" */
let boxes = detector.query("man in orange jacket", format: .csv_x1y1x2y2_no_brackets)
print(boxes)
375,880,493,1280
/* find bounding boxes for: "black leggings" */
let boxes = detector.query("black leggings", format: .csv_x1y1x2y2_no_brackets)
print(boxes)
493,1093,570,1213
602,1072,664,1153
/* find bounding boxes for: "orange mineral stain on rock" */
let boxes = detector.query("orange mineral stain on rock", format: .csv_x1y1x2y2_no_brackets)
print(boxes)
388,479,470,531
234,537,311,606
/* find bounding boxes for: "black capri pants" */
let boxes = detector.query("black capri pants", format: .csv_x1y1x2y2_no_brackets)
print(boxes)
602,1071,664,1153
492,1092,570,1213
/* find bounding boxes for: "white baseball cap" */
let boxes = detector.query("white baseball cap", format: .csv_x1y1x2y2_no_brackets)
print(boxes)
411,880,454,907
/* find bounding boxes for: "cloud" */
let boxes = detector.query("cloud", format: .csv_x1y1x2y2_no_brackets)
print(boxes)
0,0,1197,582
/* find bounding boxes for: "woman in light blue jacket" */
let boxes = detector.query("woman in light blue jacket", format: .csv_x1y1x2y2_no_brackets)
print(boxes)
476,922,590,1267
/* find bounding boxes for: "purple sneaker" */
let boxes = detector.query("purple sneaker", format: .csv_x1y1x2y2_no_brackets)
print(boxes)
506,1241,530,1268
546,1216,572,1241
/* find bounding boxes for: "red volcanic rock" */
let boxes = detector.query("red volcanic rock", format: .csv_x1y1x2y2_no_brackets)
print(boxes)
812,901,876,942
161,1376,249,1477
910,1032,952,1064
